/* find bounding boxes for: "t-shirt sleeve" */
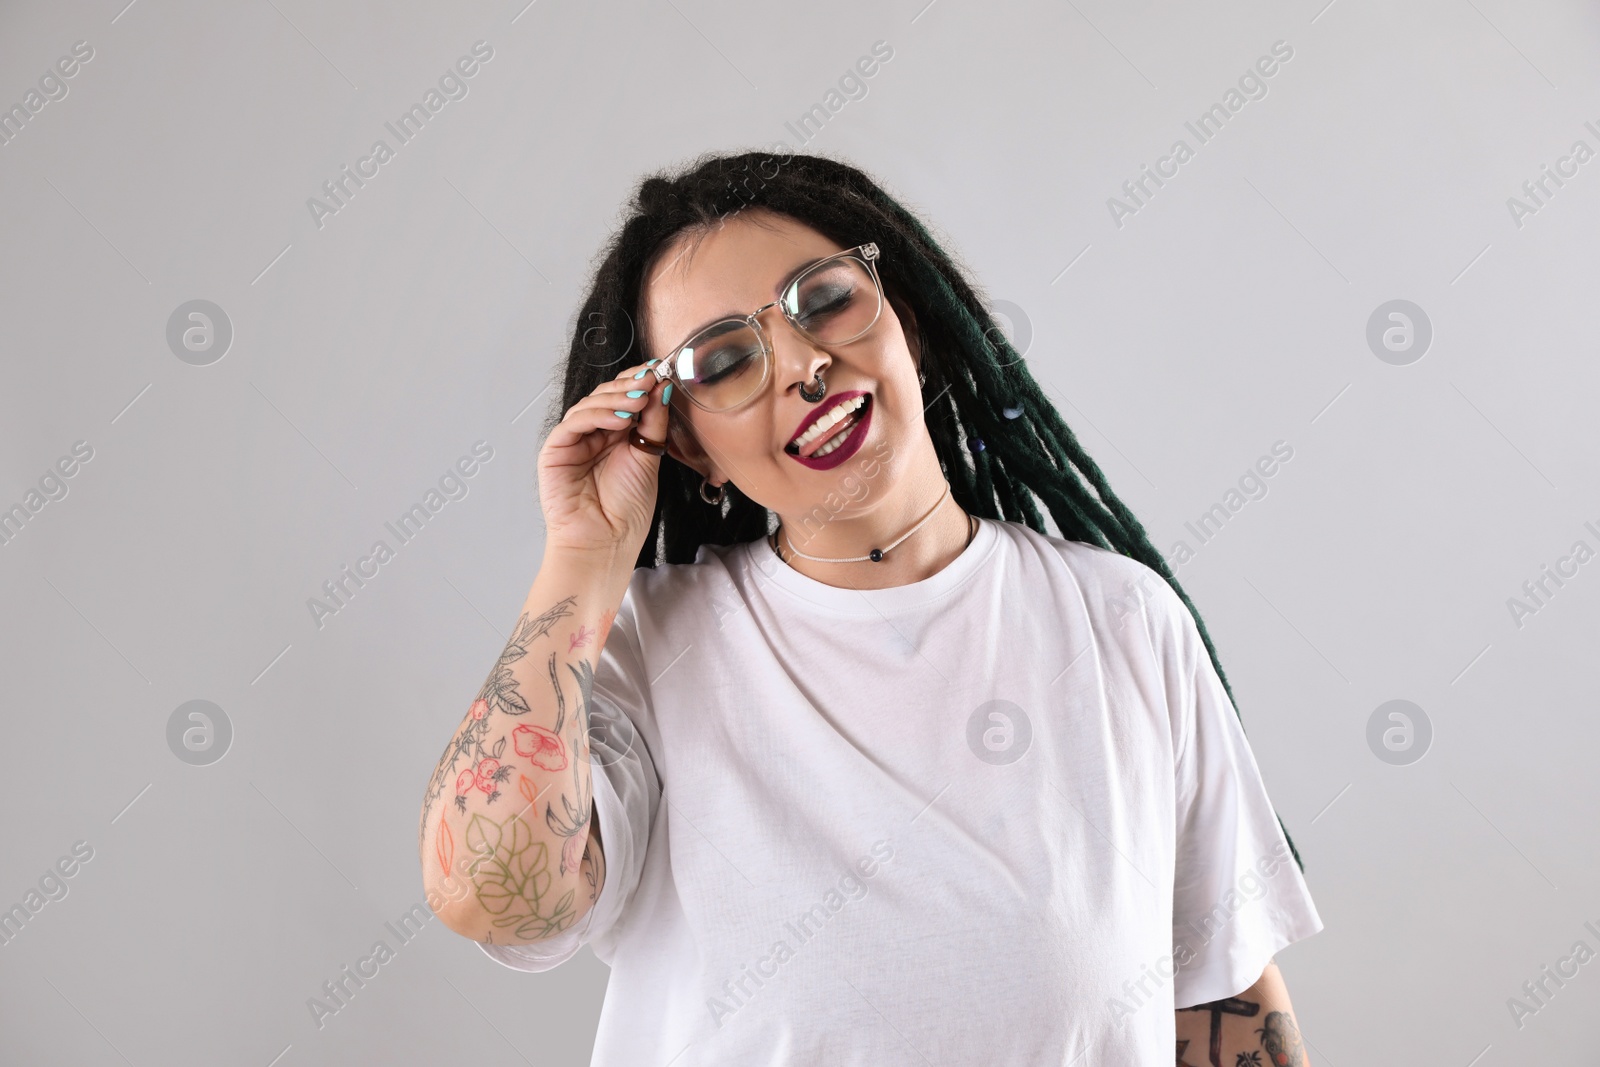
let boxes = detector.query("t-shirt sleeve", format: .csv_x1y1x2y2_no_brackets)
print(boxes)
479,585,661,973
1164,591,1324,1008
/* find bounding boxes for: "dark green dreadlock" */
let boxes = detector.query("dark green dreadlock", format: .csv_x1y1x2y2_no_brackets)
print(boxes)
544,148,1305,873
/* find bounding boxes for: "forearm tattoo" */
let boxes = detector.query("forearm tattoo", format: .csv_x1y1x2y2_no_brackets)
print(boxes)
1177,997,1306,1067
580,818,605,906
462,807,575,940
419,597,575,846
545,655,597,874
1255,1011,1306,1067
421,594,603,935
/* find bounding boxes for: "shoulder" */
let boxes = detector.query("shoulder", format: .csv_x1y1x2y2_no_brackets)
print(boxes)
995,520,1173,600
992,520,1195,648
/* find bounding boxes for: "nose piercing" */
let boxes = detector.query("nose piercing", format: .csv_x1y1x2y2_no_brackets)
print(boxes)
799,371,827,403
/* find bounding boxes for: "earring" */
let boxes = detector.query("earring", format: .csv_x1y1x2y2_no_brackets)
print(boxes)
700,477,725,505
918,366,927,387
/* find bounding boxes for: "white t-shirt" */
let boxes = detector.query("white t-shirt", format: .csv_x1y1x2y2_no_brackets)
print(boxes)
482,516,1323,1063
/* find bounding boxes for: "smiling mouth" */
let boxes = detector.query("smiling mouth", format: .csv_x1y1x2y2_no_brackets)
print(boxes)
785,394,872,458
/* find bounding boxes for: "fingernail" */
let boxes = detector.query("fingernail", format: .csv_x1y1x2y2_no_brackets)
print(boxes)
626,389,646,398
633,368,650,379
613,410,633,419
662,383,673,405
646,358,659,366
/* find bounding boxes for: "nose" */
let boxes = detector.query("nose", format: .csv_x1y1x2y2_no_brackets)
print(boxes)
758,304,830,398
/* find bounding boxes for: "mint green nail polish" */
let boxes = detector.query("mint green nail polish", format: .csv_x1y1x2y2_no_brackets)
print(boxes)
613,410,632,419
633,368,649,379
662,383,673,404
626,389,646,398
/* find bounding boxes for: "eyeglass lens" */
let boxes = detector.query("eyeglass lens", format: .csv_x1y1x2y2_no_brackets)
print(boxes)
667,255,881,411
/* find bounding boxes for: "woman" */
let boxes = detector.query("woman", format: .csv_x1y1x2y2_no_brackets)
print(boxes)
418,149,1323,1064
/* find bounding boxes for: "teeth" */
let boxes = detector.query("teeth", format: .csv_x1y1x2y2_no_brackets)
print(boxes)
811,423,857,457
793,396,866,452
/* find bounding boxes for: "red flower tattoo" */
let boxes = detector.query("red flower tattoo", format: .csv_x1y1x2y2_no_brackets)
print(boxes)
470,699,489,720
513,723,568,771
475,758,501,793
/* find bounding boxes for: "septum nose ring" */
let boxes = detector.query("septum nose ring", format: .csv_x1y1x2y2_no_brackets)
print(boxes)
798,371,827,403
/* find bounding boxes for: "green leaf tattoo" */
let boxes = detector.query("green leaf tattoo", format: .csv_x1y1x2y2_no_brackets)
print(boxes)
465,810,577,940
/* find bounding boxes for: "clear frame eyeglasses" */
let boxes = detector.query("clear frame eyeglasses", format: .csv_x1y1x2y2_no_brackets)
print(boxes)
643,242,884,413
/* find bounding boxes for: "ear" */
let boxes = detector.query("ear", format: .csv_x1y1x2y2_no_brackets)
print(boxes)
886,292,923,375
662,407,717,483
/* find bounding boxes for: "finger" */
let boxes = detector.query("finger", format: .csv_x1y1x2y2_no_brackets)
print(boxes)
544,403,634,457
568,379,658,426
544,368,664,463
594,365,668,413
612,359,662,385
585,372,660,407
633,366,673,448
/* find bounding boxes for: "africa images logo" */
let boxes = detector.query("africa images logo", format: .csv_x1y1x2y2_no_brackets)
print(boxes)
305,41,494,231
1106,40,1295,228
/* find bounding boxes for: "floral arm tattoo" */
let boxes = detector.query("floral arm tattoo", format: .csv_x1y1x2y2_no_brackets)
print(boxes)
419,597,575,846
421,593,605,939
1255,1012,1307,1067
1177,996,1307,1067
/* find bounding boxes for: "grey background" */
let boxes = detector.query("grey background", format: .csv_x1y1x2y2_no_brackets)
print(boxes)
2,0,1597,1063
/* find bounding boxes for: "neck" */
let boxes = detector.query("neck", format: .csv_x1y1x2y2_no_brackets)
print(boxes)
772,477,974,591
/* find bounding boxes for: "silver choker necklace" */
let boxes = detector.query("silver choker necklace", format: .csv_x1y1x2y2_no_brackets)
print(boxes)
770,483,974,564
